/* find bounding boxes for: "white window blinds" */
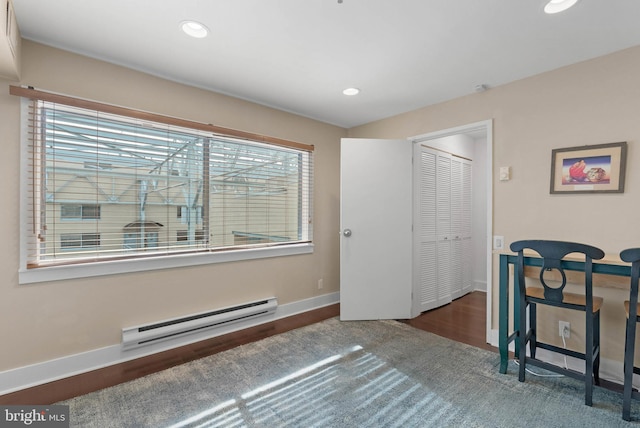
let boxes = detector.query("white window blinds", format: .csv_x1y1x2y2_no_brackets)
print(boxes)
17,87,313,268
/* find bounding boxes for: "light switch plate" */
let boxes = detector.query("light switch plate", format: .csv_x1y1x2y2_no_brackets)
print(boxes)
493,235,504,250
499,166,511,181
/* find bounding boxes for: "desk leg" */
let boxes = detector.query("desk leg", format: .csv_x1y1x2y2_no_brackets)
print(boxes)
499,254,509,374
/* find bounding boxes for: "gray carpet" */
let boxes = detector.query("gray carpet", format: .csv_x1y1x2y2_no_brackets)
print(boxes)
60,318,636,427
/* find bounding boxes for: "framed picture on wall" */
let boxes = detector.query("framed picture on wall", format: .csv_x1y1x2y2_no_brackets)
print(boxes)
550,142,627,194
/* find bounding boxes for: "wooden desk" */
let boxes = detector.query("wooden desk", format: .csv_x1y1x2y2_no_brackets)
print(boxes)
498,253,631,374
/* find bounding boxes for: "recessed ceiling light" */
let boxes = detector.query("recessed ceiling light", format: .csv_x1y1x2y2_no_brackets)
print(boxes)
343,88,360,96
544,0,579,14
181,20,209,38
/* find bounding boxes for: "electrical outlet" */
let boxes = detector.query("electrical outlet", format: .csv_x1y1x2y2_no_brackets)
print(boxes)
493,235,504,250
317,278,324,289
559,321,570,338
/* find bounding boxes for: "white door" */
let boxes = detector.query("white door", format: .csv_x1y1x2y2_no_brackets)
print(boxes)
340,138,413,320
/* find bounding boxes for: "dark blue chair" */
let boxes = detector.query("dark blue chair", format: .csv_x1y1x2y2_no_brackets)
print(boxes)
510,240,605,406
620,247,640,421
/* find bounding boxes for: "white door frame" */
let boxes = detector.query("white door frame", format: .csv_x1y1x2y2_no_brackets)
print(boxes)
409,120,493,345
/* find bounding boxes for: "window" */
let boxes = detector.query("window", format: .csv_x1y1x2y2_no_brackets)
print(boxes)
177,229,205,242
15,87,314,277
123,232,159,250
60,233,101,250
123,221,162,250
61,204,101,220
177,205,203,222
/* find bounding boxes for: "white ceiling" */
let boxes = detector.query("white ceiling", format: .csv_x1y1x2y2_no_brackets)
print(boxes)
11,0,640,128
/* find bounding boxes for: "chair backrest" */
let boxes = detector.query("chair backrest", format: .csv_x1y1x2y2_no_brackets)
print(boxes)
510,240,605,305
620,248,640,320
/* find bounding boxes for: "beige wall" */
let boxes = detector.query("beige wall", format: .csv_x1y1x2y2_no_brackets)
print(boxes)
0,41,344,371
3,39,640,378
350,45,640,367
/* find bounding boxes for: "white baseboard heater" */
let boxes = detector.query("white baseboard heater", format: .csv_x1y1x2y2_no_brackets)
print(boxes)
122,297,278,350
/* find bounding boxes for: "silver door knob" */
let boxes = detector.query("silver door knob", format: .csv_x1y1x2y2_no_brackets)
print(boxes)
343,229,352,237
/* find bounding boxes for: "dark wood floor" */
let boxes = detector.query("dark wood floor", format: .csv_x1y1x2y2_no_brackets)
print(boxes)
0,291,492,405
399,290,494,352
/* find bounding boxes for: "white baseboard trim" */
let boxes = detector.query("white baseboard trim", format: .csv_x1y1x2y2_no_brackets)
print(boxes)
473,280,487,292
489,328,630,389
532,349,626,388
489,328,499,349
0,292,340,396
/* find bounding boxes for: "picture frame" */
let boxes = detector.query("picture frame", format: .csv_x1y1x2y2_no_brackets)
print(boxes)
550,142,627,194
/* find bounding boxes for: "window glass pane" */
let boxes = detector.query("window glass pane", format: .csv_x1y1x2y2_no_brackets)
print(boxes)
60,205,82,219
82,205,101,219
83,233,101,247
60,234,82,249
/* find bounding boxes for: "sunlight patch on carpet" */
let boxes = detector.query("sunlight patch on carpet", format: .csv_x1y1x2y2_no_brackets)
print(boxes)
166,342,453,427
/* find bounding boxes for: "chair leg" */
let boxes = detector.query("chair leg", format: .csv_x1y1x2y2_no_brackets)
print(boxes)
585,367,593,406
593,312,600,386
518,299,528,382
529,303,537,359
623,319,637,421
585,312,594,406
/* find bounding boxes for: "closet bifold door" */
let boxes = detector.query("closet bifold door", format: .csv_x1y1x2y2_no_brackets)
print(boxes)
414,145,472,313
452,156,473,298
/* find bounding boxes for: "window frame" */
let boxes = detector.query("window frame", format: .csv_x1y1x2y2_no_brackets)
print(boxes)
15,86,314,284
